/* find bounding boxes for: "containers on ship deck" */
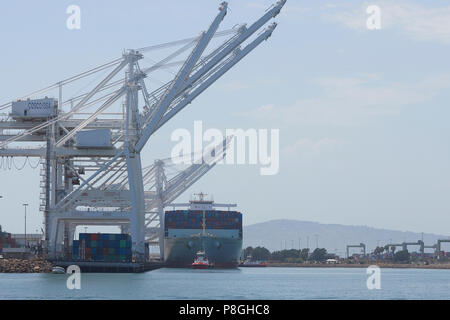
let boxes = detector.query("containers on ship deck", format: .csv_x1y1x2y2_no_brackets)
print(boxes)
72,233,132,262
165,210,242,231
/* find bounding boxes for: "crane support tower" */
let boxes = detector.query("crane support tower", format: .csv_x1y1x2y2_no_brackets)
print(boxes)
346,243,366,258
401,241,424,255
384,243,403,253
437,239,450,259
0,1,286,262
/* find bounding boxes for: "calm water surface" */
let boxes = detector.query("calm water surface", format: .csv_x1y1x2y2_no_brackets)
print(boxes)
0,267,449,300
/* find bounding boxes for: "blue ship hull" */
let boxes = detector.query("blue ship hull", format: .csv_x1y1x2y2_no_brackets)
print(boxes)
164,231,242,268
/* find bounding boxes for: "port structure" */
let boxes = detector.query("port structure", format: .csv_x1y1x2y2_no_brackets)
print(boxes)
384,241,425,255
346,243,366,258
383,243,404,252
0,1,286,262
423,243,437,253
58,137,231,261
400,241,425,255
382,240,450,259
437,239,450,259
374,240,442,257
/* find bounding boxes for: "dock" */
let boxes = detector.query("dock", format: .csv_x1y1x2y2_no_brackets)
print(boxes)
51,260,166,273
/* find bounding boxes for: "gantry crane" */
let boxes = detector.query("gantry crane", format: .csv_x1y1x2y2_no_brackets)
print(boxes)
401,241,424,255
384,243,403,253
346,243,366,258
424,244,437,256
383,241,427,255
61,136,231,261
0,1,286,261
437,239,450,259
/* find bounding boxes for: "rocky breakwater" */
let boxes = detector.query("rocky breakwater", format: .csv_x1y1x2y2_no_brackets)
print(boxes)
0,258,52,273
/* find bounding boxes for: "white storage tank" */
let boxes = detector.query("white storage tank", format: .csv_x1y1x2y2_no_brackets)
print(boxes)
75,129,112,148
11,97,57,119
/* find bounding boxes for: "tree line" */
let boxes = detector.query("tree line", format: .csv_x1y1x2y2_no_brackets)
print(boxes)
372,246,411,262
243,245,418,264
242,246,337,263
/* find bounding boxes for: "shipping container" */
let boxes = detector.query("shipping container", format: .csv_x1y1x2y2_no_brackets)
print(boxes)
165,210,242,232
72,233,132,262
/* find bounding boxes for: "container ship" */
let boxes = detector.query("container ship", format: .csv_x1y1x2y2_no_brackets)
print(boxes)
164,193,242,268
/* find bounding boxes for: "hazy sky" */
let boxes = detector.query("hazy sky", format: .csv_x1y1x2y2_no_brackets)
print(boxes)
0,0,449,236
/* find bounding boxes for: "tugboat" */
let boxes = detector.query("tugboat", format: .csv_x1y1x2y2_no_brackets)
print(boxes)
192,250,210,269
191,203,212,269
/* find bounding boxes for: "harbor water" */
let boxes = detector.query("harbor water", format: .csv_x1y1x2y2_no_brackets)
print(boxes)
0,267,449,300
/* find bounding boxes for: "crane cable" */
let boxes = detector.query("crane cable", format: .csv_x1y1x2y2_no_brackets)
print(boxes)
0,28,241,111
136,28,240,52
28,157,41,169
0,58,123,111
0,156,41,170
1,157,12,170
12,157,27,170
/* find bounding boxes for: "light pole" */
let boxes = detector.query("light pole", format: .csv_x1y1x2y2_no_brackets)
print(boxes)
23,203,28,248
0,196,2,233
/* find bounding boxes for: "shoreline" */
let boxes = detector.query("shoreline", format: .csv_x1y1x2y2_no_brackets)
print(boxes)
266,262,450,269
2,259,450,273
0,259,52,273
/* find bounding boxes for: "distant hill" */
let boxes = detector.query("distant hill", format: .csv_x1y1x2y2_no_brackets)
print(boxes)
243,219,449,257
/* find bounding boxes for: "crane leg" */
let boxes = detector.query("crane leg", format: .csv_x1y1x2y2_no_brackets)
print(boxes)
126,152,146,262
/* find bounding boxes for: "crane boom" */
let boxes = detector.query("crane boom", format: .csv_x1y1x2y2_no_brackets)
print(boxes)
136,2,228,152
180,0,285,94
154,24,277,134
135,19,278,151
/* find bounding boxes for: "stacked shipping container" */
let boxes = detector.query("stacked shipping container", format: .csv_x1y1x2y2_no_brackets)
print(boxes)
72,233,132,262
165,210,242,233
0,230,17,253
